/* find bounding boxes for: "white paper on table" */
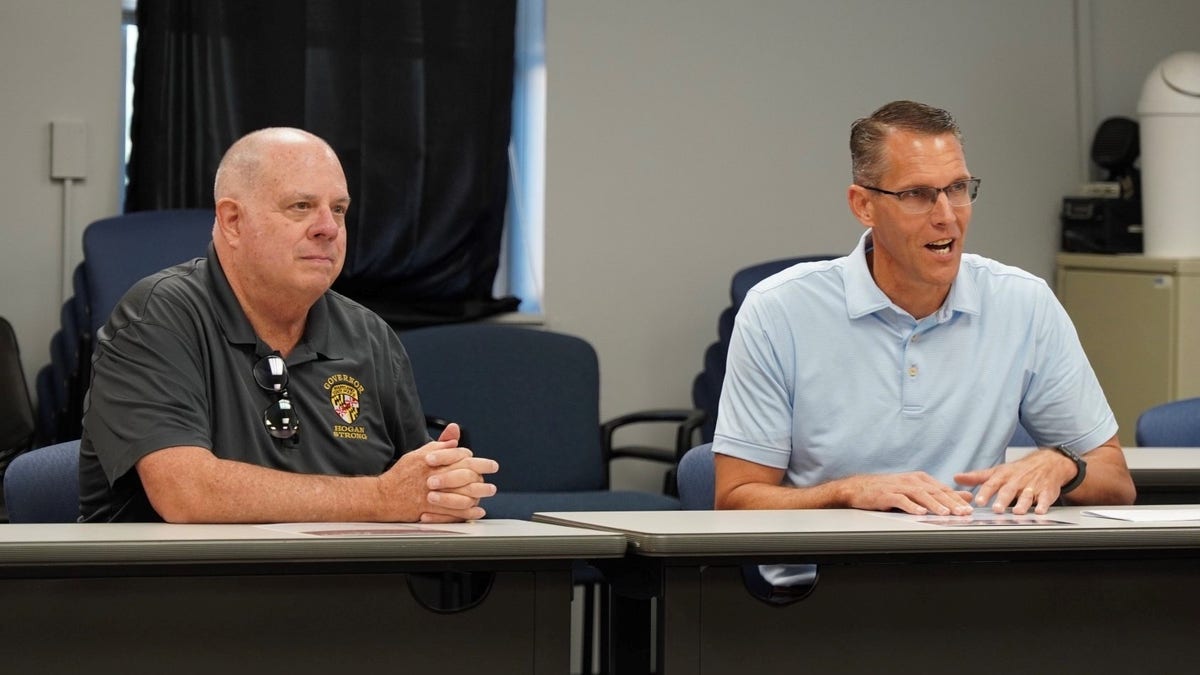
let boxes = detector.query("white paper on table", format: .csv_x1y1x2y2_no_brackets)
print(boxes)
1082,508,1200,523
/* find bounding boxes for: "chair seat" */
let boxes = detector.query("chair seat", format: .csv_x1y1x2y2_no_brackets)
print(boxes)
4,440,81,523
483,490,680,521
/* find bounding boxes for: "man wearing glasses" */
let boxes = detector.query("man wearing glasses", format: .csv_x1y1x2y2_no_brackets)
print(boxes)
712,101,1135,585
79,128,499,523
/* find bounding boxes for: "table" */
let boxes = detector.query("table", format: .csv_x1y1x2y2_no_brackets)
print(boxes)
536,507,1200,675
0,520,626,674
1009,446,1200,503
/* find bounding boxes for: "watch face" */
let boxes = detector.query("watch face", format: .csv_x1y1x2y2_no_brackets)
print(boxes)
1058,446,1081,461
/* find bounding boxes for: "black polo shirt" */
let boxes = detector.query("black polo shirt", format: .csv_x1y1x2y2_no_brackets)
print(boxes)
79,245,429,522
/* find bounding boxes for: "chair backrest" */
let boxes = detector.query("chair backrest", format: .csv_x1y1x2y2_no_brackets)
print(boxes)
693,255,837,442
399,324,606,492
3,439,81,523
677,443,715,510
82,209,215,336
1135,397,1200,446
0,317,36,468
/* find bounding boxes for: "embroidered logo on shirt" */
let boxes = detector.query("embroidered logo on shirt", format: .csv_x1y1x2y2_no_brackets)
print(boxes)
330,384,360,423
325,373,366,439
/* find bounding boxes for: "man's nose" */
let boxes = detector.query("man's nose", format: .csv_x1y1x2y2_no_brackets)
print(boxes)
930,190,956,223
311,206,340,237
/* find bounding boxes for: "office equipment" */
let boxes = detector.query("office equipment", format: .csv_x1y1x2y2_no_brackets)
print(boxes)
1056,253,1200,445
0,520,625,674
3,440,80,523
537,507,1200,674
1060,117,1142,254
1059,195,1142,253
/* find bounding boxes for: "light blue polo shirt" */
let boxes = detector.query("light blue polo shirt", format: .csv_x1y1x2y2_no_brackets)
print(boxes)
713,231,1117,491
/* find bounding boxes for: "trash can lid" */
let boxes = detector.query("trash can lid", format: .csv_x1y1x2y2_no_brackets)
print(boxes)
1138,51,1200,115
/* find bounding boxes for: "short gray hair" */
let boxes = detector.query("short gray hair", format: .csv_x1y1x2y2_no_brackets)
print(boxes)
850,100,962,185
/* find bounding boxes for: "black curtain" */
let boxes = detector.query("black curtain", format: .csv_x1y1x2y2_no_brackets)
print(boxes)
126,0,519,326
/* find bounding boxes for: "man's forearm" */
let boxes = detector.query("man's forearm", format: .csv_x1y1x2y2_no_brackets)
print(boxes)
1062,441,1137,506
138,446,395,523
718,478,848,510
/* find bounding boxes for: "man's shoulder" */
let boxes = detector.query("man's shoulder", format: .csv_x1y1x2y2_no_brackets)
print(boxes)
114,257,210,318
126,257,208,297
751,257,845,299
961,254,1050,293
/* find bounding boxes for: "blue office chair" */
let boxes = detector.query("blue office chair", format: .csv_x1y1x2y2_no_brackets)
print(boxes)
82,209,215,336
1135,397,1200,446
677,443,716,510
3,439,81,523
676,442,815,602
622,255,839,494
692,255,838,444
399,324,683,516
400,323,684,675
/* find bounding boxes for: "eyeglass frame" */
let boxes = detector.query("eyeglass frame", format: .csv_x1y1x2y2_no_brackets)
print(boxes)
253,354,300,441
858,177,981,214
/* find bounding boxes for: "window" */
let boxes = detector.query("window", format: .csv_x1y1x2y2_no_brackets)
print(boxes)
120,0,545,315
498,0,545,315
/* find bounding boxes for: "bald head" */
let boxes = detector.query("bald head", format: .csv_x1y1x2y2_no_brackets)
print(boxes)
211,127,350,326
214,127,341,202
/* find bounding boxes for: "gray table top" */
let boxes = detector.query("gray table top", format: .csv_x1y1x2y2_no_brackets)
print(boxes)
0,519,628,566
535,506,1200,557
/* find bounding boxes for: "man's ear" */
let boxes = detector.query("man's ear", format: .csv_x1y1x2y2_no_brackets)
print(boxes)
214,198,242,247
847,184,875,229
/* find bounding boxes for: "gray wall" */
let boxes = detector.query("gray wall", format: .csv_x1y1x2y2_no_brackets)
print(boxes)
0,0,123,398
542,0,1200,488
2,2,1197,489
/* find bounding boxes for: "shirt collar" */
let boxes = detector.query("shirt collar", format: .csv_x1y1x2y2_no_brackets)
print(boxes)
842,230,981,322
206,244,343,362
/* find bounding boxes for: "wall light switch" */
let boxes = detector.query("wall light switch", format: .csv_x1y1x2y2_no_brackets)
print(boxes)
50,120,88,179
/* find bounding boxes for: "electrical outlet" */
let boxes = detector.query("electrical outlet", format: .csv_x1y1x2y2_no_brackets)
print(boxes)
50,120,87,180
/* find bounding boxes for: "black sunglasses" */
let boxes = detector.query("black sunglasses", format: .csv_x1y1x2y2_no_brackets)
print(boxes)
253,354,300,440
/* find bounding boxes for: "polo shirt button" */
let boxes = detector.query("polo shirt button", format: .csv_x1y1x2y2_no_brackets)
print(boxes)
908,364,918,377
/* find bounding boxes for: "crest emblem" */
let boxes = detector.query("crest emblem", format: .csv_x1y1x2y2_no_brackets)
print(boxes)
330,383,360,424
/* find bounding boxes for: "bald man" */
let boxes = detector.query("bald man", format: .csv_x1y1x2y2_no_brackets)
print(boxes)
80,128,498,523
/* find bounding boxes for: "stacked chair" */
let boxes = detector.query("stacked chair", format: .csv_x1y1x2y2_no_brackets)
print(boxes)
34,209,215,446
691,255,838,444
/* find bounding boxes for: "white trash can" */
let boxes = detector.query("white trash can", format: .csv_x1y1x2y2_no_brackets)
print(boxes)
1137,51,1200,257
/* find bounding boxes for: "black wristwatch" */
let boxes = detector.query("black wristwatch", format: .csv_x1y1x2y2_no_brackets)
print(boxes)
1054,446,1087,494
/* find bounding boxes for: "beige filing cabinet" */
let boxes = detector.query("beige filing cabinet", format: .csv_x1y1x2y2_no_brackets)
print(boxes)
1055,253,1200,446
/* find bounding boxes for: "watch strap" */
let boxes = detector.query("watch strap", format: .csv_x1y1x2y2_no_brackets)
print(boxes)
1055,445,1087,494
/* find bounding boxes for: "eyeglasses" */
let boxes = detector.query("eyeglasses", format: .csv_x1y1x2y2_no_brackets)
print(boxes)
859,177,981,214
253,354,300,440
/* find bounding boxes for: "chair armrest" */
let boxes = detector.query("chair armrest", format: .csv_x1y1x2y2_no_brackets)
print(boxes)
601,408,706,464
601,408,706,497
